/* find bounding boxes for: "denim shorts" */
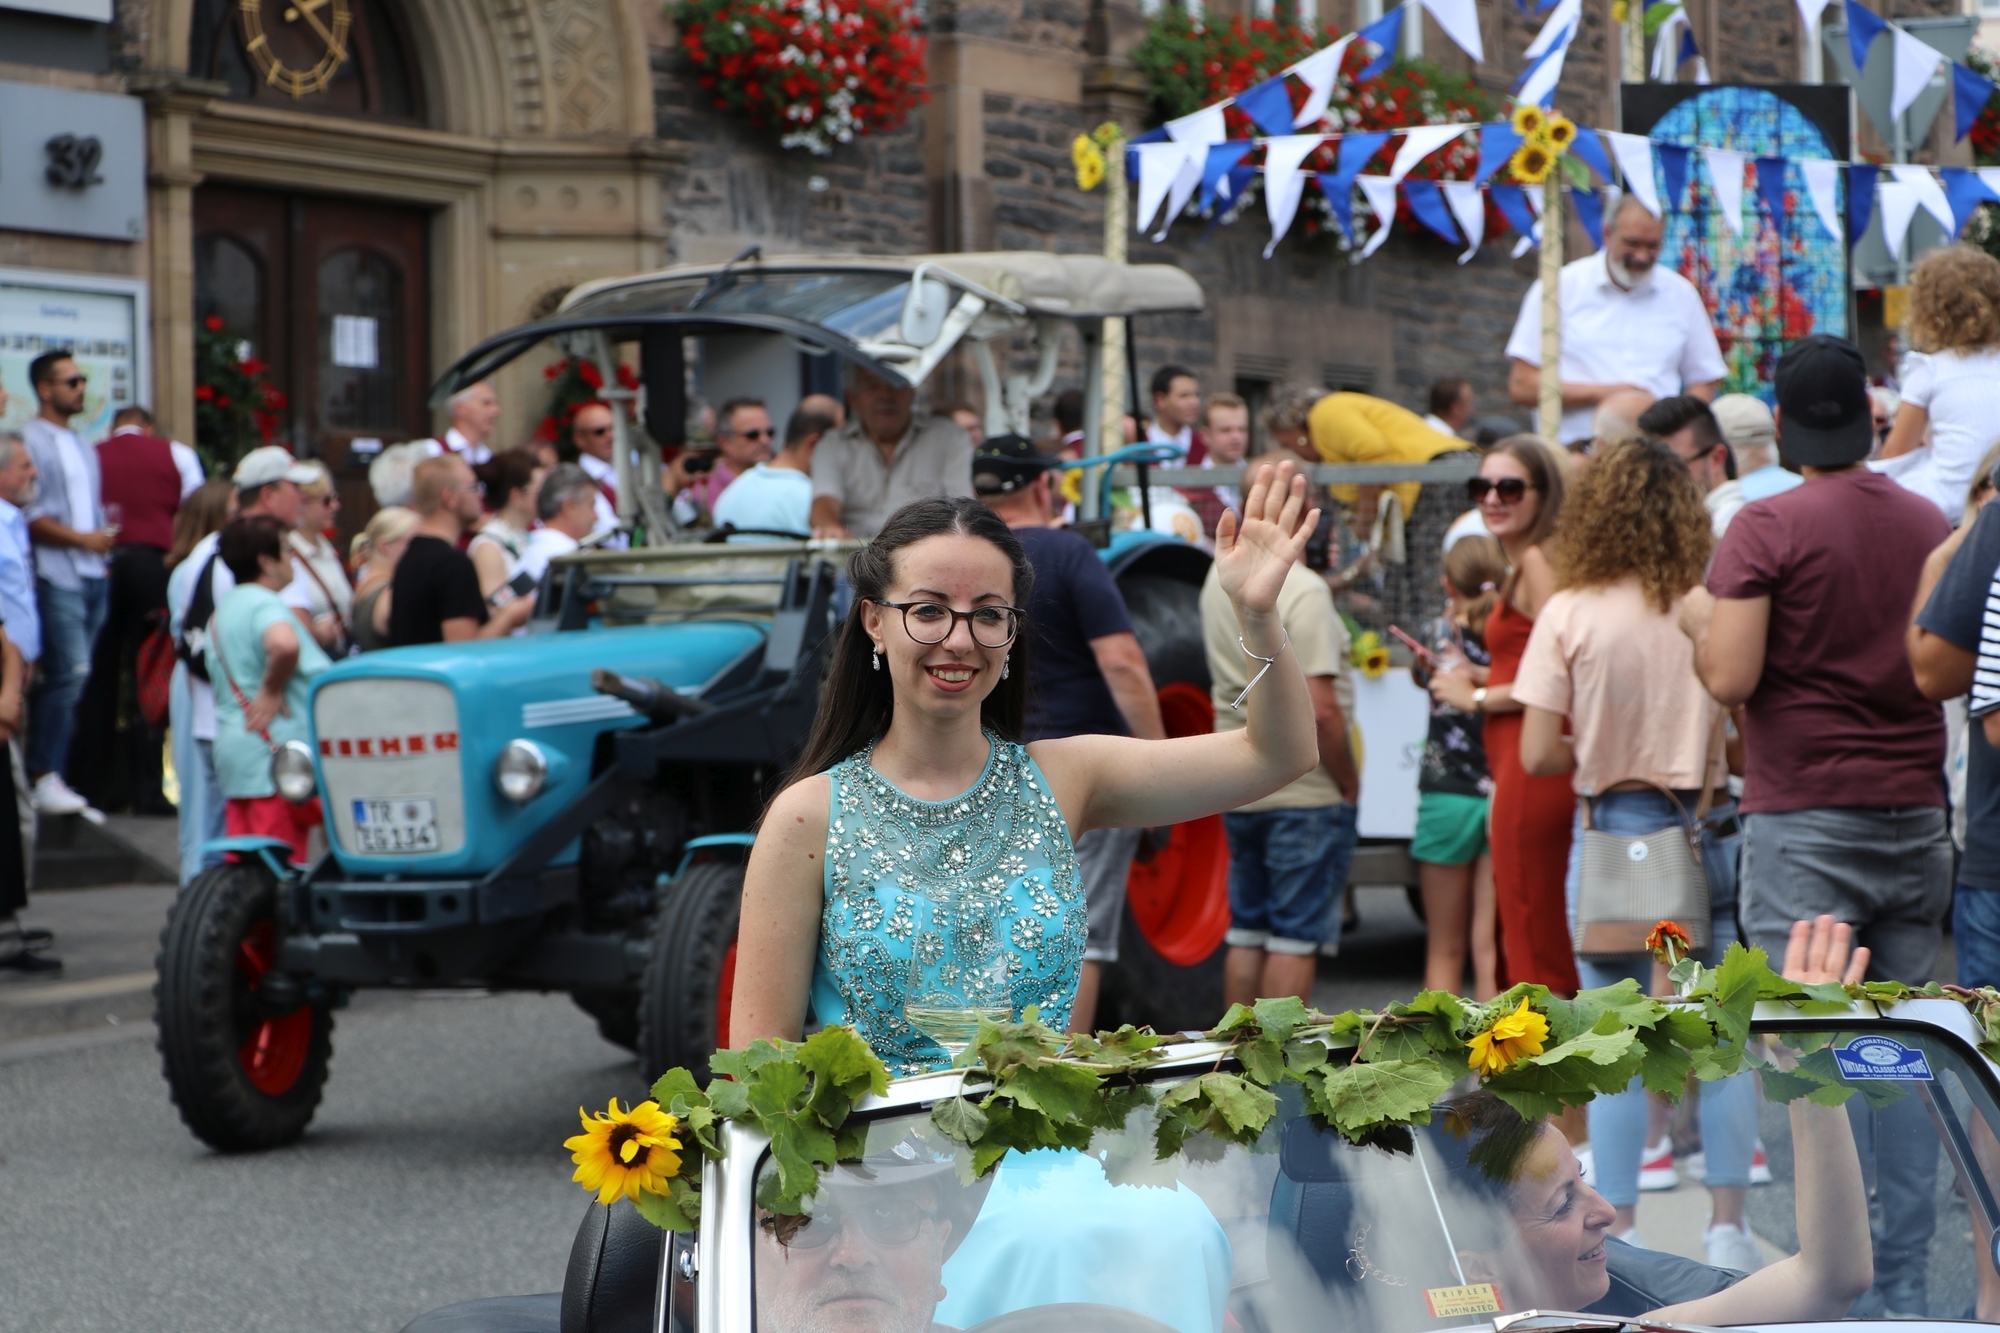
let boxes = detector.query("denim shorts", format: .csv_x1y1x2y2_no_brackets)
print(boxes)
1956,884,2000,989
1223,804,1358,955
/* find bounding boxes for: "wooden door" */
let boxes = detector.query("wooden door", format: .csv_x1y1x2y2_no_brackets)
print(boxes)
195,185,432,539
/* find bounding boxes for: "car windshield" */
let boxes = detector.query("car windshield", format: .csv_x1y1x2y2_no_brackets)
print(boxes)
752,1024,2000,1333
563,270,912,342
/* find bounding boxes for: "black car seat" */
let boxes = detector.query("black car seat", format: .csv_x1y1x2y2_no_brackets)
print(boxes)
397,1201,663,1333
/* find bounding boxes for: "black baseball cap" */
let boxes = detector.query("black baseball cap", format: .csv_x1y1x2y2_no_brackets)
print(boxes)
971,433,1062,494
1773,334,1872,468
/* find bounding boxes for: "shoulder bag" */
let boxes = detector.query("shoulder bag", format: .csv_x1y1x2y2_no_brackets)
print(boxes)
1571,714,1726,960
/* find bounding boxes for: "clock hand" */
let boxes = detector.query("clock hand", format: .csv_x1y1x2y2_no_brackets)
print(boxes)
284,0,342,52
283,0,329,20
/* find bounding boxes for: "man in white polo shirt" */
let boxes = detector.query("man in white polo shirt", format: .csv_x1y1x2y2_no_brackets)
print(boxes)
1504,194,1726,449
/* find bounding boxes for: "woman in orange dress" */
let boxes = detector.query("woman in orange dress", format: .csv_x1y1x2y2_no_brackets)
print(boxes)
1430,437,1578,994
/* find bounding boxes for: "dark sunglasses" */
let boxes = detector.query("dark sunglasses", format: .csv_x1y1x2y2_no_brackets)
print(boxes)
58,375,87,389
736,427,775,441
759,1198,936,1249
579,425,614,437
1466,477,1536,504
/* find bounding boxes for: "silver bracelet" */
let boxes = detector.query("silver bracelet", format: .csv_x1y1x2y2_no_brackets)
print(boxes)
1230,631,1292,711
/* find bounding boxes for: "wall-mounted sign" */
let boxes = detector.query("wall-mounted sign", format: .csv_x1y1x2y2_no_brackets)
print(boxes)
0,268,149,443
0,1,114,19
0,81,143,242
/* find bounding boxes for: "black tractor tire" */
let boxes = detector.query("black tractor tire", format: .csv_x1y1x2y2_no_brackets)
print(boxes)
155,860,333,1151
1118,573,1210,693
1098,900,1227,1035
637,859,742,1086
572,989,642,1051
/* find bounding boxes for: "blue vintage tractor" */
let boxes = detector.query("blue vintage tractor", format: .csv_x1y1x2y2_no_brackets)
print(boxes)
153,253,1229,1151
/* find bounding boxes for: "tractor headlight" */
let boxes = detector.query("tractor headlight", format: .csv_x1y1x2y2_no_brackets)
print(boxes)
271,740,319,804
495,739,548,803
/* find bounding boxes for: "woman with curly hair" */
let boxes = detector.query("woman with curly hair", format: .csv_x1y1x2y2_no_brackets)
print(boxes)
1511,437,1759,1268
1877,244,2000,518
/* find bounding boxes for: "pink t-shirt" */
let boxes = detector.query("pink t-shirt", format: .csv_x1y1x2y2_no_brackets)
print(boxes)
1511,579,1724,797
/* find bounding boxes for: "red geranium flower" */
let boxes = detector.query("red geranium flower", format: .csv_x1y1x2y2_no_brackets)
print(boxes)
204,315,225,333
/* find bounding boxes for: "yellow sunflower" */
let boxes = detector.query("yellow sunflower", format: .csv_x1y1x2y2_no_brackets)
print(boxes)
1510,104,1547,138
1509,142,1554,185
1543,115,1577,151
565,1097,683,1205
1073,135,1106,191
1351,630,1391,679
1466,997,1551,1076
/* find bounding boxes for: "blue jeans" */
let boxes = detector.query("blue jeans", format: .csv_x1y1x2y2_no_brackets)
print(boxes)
168,661,224,883
1564,788,1757,1209
1223,804,1358,954
28,576,107,779
1957,884,2000,989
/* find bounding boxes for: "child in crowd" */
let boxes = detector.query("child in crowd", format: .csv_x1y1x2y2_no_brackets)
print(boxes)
1410,535,1506,998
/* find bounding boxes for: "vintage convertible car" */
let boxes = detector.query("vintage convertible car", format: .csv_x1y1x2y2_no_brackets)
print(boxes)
404,995,2000,1333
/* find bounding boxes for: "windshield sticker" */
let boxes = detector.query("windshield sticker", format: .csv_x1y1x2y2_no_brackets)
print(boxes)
1833,1035,1934,1081
1424,1284,1504,1318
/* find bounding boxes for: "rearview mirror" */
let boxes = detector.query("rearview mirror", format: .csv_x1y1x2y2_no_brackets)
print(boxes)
899,275,952,347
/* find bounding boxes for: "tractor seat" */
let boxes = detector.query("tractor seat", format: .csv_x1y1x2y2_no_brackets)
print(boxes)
398,1200,664,1333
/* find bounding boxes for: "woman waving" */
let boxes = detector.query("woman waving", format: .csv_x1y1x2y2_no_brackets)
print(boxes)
733,462,1321,1071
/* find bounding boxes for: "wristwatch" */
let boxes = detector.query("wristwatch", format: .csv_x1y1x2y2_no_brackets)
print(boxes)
1471,686,1488,713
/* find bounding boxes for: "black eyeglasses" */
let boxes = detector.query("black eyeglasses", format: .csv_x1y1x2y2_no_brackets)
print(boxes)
1467,477,1536,504
875,599,1021,648
759,1198,937,1249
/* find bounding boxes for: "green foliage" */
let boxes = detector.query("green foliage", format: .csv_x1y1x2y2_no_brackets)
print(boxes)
605,955,1993,1232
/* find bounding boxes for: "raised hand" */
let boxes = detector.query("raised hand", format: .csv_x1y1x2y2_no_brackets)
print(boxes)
1213,460,1320,618
1782,914,1871,986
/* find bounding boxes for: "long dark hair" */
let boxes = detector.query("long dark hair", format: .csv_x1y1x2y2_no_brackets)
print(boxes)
785,497,1034,784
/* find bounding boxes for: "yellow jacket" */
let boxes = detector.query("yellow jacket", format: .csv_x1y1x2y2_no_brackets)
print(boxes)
1306,392,1471,516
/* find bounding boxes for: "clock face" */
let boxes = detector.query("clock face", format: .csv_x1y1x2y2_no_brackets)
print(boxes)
238,0,353,100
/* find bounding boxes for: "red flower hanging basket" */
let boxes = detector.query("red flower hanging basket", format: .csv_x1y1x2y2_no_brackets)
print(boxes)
675,0,928,156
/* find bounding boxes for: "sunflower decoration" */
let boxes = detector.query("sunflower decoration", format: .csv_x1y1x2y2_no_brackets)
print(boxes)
1350,629,1391,679
1466,996,1551,1076
1510,104,1547,138
1508,105,1580,188
566,1097,684,1206
1072,121,1124,192
1508,140,1555,185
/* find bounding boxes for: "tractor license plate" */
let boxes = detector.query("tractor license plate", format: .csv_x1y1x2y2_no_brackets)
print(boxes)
351,797,439,853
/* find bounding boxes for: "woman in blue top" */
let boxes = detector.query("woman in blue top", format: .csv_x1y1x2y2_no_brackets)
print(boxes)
735,461,1323,1072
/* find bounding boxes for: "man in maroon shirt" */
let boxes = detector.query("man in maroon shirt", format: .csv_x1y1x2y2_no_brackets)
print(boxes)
1680,333,1947,1317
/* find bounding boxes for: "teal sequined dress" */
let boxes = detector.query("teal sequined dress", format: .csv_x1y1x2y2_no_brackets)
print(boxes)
812,734,1087,1075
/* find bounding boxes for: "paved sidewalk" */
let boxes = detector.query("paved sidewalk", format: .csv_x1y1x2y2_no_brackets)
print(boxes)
1,884,174,1047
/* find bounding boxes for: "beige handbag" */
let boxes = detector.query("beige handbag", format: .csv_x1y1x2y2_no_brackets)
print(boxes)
1571,716,1726,960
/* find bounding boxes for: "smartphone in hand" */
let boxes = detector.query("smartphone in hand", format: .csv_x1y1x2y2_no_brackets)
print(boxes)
1386,624,1437,671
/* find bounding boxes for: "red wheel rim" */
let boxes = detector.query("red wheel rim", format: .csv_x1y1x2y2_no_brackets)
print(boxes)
1124,682,1231,966
235,919,311,1096
715,936,739,1050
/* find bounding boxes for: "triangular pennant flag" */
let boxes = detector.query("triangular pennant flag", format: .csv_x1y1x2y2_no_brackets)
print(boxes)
1796,0,1834,42
1518,32,1573,108
1262,134,1330,258
1165,104,1228,147
1956,60,1997,143
1441,179,1487,262
1132,142,1190,234
1524,0,1581,58
1476,123,1525,185
1388,124,1470,184
1356,7,1405,81
1402,179,1464,248
1940,167,2000,234
1570,128,1613,184
1680,29,1707,81
1604,132,1660,215
1702,147,1747,234
1980,165,2000,198
1657,143,1692,211
1847,162,1879,251
1651,9,1687,80
1325,129,1392,224
1572,187,1604,250
1753,157,1788,232
1878,179,1921,259
1316,172,1357,242
1200,141,1256,212
1419,0,1485,62
1844,0,1887,77
1357,175,1401,258
1489,182,1541,244
1889,162,1955,236
1799,158,1843,241
1524,183,1545,216
1890,27,1946,123
1289,35,1357,128
1235,75,1298,140
1153,147,1206,242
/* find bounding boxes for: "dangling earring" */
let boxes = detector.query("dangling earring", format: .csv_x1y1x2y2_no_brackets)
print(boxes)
1002,656,1011,680
871,647,881,671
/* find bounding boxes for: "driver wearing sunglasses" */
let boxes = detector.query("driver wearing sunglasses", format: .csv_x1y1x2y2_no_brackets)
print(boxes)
756,1176,958,1333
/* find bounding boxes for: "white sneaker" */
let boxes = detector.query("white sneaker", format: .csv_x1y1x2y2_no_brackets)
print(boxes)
1704,1219,1764,1272
77,804,106,826
32,773,87,815
1638,1135,1680,1191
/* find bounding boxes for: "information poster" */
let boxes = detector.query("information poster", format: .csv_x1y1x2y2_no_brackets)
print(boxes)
0,270,148,443
1352,667,1430,840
